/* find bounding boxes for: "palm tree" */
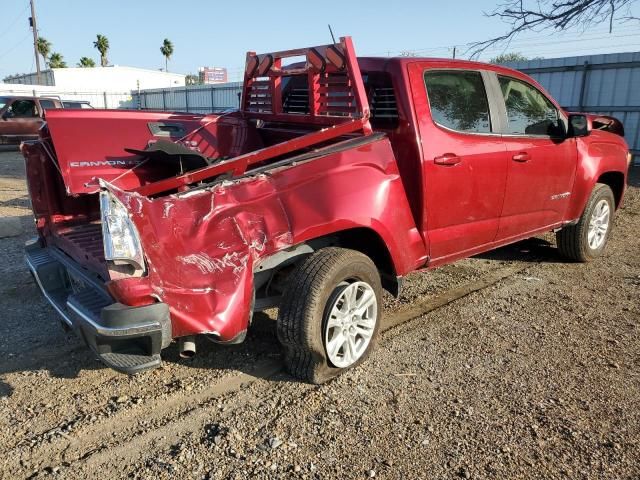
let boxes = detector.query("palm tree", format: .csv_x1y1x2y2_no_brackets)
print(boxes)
77,57,96,68
160,39,174,72
185,74,200,85
36,37,52,68
93,34,110,67
48,52,67,68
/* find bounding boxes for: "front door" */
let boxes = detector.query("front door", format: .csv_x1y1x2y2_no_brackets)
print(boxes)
409,64,509,264
492,74,578,240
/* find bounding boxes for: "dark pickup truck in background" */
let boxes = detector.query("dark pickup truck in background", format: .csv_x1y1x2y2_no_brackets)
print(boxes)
0,96,67,145
21,37,631,383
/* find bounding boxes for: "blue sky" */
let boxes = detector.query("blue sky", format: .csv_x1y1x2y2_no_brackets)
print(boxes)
1,0,639,80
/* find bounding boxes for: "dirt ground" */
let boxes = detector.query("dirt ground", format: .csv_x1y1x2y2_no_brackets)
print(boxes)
0,150,638,480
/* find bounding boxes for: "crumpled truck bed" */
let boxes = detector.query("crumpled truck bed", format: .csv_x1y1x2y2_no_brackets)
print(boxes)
104,134,427,342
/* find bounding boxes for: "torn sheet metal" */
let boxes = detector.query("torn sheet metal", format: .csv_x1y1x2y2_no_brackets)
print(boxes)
104,174,292,340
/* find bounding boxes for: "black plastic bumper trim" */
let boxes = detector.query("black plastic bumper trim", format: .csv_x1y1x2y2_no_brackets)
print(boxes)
25,239,170,374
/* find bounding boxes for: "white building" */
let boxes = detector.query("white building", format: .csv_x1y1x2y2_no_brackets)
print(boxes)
3,65,185,91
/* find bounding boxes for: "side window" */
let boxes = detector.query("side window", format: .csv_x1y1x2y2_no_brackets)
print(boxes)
498,76,562,136
39,100,59,110
8,100,38,118
424,70,491,134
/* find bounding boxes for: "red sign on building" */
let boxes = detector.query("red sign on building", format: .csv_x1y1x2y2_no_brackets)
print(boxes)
199,67,228,84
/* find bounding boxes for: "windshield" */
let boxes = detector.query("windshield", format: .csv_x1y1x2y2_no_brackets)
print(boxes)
0,97,10,109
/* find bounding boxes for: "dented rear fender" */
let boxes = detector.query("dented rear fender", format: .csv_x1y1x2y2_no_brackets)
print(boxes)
104,136,427,341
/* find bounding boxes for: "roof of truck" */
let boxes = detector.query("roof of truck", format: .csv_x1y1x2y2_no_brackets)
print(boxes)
358,56,527,77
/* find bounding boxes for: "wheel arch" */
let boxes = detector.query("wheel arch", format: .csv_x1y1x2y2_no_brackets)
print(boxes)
597,171,625,209
310,227,400,296
255,226,402,298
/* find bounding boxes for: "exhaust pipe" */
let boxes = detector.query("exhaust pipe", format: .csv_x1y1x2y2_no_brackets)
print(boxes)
178,336,196,359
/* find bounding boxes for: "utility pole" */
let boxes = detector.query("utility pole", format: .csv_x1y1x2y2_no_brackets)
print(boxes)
29,0,41,85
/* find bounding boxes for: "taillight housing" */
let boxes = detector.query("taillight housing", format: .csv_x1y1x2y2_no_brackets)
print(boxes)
100,190,146,275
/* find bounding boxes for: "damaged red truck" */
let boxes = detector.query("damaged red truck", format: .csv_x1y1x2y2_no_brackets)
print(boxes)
22,37,631,383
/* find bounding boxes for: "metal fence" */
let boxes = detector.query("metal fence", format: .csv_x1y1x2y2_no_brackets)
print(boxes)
506,51,640,162
132,82,243,113
0,83,133,108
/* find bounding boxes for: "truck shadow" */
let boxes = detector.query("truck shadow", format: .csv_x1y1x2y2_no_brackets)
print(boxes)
0,234,576,386
475,237,563,264
628,165,639,188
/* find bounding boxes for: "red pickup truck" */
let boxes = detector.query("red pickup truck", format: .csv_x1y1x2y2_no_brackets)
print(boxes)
22,37,630,383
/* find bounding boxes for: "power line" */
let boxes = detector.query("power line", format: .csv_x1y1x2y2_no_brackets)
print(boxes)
0,32,32,61
487,41,640,58
0,3,30,42
362,24,640,58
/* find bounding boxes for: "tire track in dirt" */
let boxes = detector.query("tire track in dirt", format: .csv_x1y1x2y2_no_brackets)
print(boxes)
10,263,528,477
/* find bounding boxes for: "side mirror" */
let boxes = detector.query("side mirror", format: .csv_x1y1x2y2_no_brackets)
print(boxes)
1,110,12,120
568,114,590,137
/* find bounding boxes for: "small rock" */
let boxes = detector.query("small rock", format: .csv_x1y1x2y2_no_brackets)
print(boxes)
368,469,376,478
294,465,301,473
115,396,128,404
268,437,283,449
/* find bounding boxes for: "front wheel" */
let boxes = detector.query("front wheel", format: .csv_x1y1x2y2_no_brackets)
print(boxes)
277,248,382,384
556,183,615,262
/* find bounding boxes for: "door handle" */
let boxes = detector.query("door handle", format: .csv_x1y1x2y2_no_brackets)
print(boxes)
434,153,461,166
512,152,531,162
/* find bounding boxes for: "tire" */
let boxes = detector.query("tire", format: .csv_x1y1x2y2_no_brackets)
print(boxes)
556,183,615,262
277,247,382,384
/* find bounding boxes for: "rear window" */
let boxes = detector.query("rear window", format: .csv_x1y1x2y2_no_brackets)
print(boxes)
39,99,60,110
424,70,491,134
364,72,399,129
279,72,400,128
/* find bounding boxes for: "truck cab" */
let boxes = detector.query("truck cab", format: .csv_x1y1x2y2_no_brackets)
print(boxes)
0,96,63,145
359,57,628,266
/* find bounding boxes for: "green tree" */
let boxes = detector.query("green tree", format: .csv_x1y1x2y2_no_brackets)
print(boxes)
185,74,200,85
36,37,52,68
93,34,110,67
490,52,529,64
77,57,96,67
160,38,174,72
48,52,67,68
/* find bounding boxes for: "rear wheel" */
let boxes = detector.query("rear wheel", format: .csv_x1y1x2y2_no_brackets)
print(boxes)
556,183,615,262
277,248,382,384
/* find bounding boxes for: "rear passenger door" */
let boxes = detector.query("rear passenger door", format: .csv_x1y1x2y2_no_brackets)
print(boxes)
490,74,577,240
408,64,509,264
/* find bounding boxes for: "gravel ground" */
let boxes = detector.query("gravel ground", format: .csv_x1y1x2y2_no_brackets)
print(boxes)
0,150,638,479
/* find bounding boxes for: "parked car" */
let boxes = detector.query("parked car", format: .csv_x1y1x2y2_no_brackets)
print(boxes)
0,96,63,145
62,100,94,109
21,37,631,383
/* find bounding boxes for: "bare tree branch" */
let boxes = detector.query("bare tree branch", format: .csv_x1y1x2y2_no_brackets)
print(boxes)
467,0,638,59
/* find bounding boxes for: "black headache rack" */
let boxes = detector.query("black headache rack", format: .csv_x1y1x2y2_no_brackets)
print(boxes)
25,238,171,373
